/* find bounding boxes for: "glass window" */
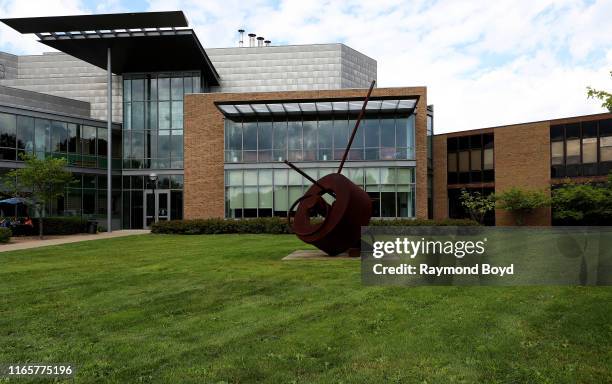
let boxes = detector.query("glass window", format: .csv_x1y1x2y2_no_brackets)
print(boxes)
146,77,157,101
550,125,564,141
123,79,131,102
159,102,171,129
184,76,193,94
273,120,287,161
131,130,144,160
601,136,612,162
34,119,50,157
397,168,414,183
0,113,16,149
551,141,564,165
380,118,395,147
458,151,469,172
258,122,272,162
171,130,183,160
158,77,170,100
365,168,380,184
448,152,457,172
171,77,183,100
132,79,144,101
147,102,158,130
158,130,171,162
51,121,68,153
483,148,494,170
68,123,79,154
566,139,580,164
243,122,257,151
81,125,96,156
364,118,379,148
470,149,481,170
17,115,34,153
171,101,183,129
288,120,302,161
132,102,144,130
303,120,316,161
97,127,107,157
333,118,348,159
582,137,597,164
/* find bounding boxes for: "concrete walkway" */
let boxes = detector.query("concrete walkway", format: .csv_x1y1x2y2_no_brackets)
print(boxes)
0,230,150,252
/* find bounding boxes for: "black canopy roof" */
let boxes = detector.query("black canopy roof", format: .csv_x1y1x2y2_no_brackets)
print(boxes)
0,11,188,33
0,12,220,84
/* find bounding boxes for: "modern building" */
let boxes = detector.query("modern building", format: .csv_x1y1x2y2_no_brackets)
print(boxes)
0,11,610,228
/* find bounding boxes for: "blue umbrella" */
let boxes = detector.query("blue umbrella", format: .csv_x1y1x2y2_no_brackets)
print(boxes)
0,197,29,205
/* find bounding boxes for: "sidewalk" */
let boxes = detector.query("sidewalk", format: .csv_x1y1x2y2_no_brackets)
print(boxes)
0,230,150,253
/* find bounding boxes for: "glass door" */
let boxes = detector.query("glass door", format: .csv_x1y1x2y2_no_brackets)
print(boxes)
144,190,170,228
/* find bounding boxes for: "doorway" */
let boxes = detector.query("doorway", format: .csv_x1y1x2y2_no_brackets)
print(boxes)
144,189,170,228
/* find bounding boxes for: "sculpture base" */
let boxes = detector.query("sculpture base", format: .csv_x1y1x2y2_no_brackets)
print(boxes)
282,249,360,261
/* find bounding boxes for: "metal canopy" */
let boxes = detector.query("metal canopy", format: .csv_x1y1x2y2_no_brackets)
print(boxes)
38,30,220,82
0,12,220,84
0,11,188,33
216,98,418,119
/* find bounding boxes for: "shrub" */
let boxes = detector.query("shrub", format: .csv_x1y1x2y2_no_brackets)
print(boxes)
11,217,88,236
151,217,480,235
0,227,11,243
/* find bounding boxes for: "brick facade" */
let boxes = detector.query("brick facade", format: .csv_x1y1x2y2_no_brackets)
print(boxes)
432,112,612,226
183,87,428,220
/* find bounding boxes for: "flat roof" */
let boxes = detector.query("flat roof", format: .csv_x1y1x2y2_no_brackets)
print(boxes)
0,11,188,33
0,12,220,84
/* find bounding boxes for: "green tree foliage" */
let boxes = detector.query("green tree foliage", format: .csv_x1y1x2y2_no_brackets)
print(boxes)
4,154,74,239
586,71,612,112
552,176,612,225
496,187,551,226
459,189,496,224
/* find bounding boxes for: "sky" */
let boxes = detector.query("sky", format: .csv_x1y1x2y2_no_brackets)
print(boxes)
0,0,611,133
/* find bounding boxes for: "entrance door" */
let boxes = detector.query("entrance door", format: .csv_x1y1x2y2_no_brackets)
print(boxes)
144,190,170,228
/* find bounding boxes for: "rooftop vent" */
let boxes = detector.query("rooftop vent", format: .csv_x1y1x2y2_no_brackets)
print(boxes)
257,36,264,47
264,40,271,47
238,29,245,47
248,33,256,47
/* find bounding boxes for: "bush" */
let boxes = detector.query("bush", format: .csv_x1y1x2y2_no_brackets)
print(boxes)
0,227,11,243
151,217,480,235
11,217,88,236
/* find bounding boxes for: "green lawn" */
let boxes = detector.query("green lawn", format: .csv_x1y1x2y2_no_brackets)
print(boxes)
1,234,610,383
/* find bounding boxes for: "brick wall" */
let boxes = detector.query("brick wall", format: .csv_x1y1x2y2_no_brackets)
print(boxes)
432,135,448,220
494,122,551,226
183,87,428,220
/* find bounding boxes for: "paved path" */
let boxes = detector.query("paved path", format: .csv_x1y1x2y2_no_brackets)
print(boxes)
0,230,150,253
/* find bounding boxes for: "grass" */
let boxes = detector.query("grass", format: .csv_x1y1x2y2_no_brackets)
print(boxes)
0,234,610,383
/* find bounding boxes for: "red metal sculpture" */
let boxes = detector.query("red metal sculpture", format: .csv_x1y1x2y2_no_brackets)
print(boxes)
285,80,376,256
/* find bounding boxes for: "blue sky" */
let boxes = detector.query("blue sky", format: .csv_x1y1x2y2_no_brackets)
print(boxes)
1,0,611,133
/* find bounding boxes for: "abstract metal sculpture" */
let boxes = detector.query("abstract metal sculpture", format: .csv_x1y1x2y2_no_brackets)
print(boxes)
285,80,376,256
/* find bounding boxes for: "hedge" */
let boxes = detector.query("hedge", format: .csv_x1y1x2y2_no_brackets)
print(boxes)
10,217,89,236
151,217,479,235
0,227,11,243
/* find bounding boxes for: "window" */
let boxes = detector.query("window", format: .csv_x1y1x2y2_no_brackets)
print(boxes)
225,167,415,219
448,133,494,184
551,141,564,165
223,114,416,164
551,119,612,177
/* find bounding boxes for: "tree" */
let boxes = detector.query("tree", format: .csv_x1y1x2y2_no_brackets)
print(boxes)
459,189,496,224
4,154,74,239
496,187,551,226
552,176,612,225
586,71,612,112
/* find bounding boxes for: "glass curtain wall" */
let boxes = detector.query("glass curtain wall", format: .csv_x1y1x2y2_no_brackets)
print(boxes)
122,72,201,170
225,167,416,219
225,115,416,163
0,111,122,228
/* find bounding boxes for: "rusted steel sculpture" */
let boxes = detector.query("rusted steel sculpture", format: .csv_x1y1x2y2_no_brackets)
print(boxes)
285,80,376,256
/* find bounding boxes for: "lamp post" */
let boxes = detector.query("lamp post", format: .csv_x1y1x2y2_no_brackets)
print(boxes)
149,173,158,223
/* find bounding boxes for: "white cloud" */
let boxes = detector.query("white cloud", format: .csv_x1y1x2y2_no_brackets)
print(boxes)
0,0,88,55
1,0,611,133
144,0,612,133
